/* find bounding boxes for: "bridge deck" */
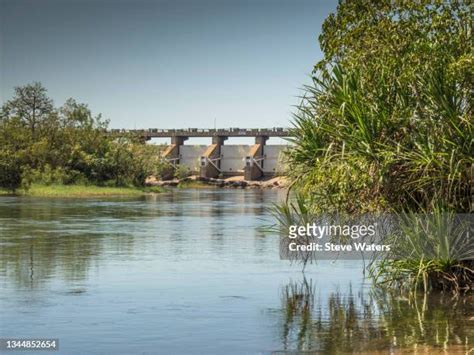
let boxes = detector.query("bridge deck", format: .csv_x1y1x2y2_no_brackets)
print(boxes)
110,127,291,137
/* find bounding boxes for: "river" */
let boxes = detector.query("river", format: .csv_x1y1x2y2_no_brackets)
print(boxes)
0,189,472,354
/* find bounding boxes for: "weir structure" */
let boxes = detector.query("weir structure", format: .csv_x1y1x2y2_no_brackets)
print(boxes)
111,127,291,180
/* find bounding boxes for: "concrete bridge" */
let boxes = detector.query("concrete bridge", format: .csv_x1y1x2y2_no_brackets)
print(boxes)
111,127,291,180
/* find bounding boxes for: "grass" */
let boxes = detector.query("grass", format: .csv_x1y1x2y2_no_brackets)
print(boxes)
368,210,473,293
0,184,165,198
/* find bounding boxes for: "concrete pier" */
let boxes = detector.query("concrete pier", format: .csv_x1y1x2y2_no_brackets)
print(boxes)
244,136,269,180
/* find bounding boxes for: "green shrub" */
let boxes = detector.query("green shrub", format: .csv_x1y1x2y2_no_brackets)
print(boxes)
0,150,23,192
0,84,167,189
278,1,473,292
173,164,191,180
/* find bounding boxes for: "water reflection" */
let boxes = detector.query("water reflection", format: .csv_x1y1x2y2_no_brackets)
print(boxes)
279,277,473,353
0,190,279,291
280,278,316,350
0,190,472,354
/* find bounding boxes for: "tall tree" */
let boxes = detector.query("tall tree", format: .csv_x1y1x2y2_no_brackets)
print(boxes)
1,82,54,138
315,0,472,114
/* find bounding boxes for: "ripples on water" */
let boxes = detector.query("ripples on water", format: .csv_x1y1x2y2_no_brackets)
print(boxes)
0,190,472,354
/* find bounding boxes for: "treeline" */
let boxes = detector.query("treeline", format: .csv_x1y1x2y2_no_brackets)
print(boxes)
0,83,166,191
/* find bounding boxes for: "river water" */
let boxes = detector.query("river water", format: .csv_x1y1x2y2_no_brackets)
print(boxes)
0,189,472,354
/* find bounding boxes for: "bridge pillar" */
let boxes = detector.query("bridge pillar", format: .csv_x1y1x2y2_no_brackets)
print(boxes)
255,135,269,145
167,136,188,162
171,136,188,145
161,136,188,179
244,136,268,180
200,136,228,178
212,135,228,145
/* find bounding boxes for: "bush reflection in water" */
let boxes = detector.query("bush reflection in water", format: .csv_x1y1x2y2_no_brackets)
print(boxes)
279,277,473,353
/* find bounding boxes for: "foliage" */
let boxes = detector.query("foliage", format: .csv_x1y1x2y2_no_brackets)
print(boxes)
287,66,472,213
268,194,315,270
369,209,473,293
173,164,191,180
316,1,472,98
286,0,472,214
0,83,166,190
1,82,53,139
0,150,23,192
279,0,473,291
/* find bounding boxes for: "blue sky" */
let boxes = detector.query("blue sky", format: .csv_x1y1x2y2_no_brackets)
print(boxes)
1,0,337,136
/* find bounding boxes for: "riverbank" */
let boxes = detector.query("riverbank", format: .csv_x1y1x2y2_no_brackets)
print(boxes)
146,175,288,189
0,176,286,198
0,184,165,198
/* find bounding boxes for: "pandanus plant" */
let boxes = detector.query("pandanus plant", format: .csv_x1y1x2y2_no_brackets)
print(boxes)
275,63,473,292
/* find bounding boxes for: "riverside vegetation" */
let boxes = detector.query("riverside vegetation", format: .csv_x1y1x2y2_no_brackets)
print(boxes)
278,1,473,292
0,83,168,196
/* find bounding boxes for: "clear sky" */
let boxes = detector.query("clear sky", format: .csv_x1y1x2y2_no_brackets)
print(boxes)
1,0,337,134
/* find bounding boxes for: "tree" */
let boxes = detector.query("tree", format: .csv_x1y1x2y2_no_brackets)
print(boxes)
1,82,54,138
315,0,472,115
0,119,28,191
0,150,23,192
286,0,472,213
60,98,108,129
0,82,168,189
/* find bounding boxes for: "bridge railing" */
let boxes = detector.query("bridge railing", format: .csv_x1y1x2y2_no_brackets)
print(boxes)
109,127,290,136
